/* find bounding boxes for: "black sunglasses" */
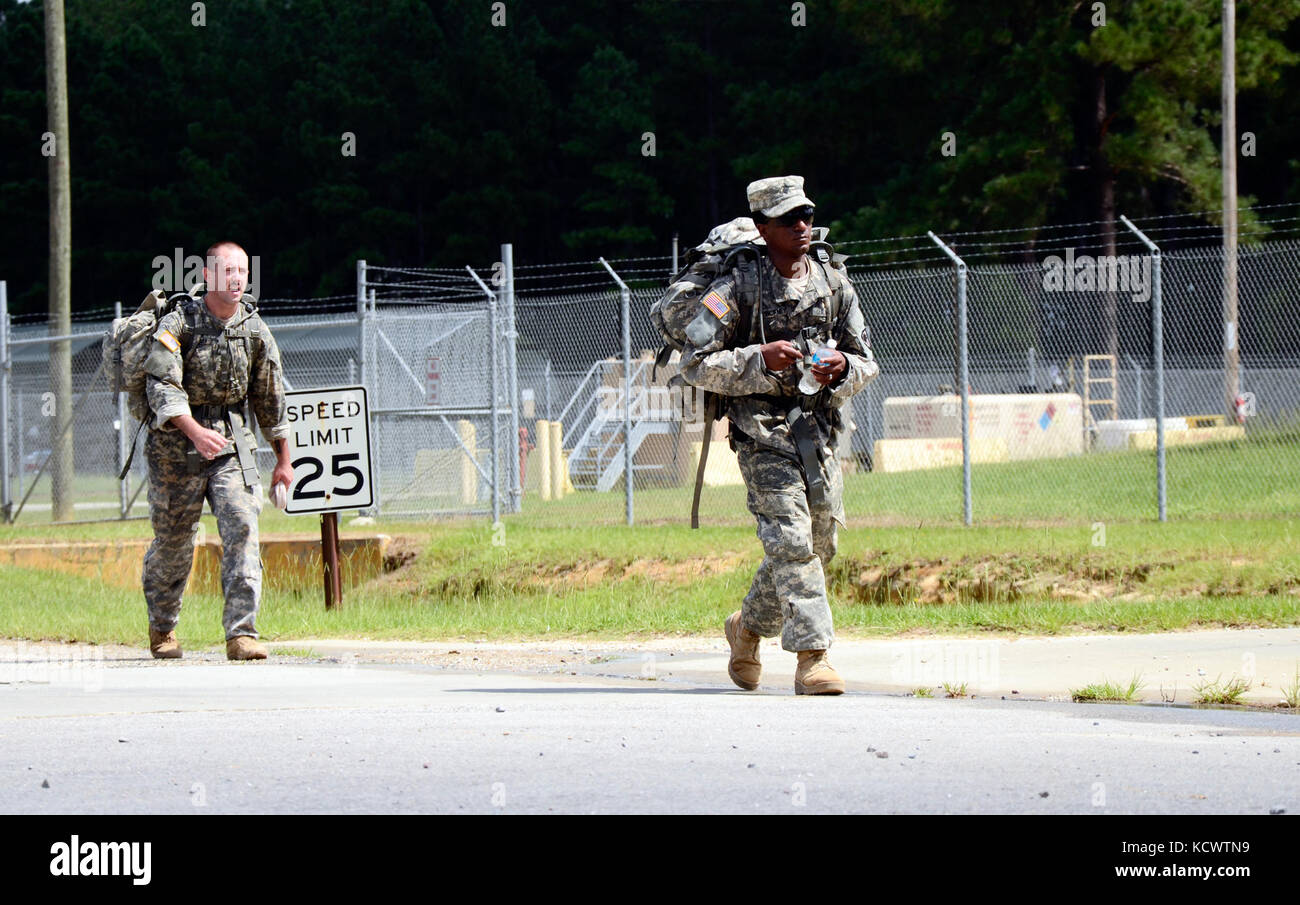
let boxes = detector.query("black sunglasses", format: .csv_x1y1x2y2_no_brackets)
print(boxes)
772,207,815,227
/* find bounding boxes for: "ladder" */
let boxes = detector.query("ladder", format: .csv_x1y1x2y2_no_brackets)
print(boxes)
1082,354,1118,446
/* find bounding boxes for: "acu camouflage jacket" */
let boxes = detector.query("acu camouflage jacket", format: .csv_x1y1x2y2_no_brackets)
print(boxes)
144,294,289,462
679,254,880,457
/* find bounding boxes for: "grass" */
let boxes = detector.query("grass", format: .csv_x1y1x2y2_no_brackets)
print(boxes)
485,437,1300,528
912,687,934,698
943,682,969,698
1192,674,1253,705
1070,673,1145,703
1,464,1298,645
8,428,1300,533
272,647,324,659
1282,667,1300,710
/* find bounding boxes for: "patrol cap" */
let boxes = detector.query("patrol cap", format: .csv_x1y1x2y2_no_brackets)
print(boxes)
746,175,816,219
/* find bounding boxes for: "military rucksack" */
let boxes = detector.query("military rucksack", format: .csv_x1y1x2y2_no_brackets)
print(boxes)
103,288,196,425
647,218,850,527
103,285,262,478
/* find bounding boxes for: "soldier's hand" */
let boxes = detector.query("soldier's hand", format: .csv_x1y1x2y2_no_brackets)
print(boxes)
271,462,294,493
761,340,802,371
188,426,232,460
811,349,847,386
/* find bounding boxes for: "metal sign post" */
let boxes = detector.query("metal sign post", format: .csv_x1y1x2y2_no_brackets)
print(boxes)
283,385,374,607
320,511,342,609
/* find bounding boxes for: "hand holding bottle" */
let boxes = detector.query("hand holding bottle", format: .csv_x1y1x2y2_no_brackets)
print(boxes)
799,338,839,393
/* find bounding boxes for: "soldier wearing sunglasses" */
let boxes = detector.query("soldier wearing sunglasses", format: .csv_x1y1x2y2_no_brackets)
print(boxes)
679,175,880,695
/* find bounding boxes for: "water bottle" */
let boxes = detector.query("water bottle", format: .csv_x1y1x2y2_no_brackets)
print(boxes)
798,338,837,395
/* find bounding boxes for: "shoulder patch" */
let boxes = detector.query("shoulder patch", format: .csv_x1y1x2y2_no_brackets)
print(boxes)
156,330,181,354
701,290,729,320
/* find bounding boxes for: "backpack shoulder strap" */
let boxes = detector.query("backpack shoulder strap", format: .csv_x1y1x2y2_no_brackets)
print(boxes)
822,260,843,322
814,252,850,337
722,244,764,346
165,293,204,352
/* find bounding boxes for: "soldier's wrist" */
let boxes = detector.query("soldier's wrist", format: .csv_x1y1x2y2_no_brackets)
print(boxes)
169,414,197,437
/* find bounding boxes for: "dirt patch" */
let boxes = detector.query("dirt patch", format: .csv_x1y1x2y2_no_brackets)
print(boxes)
529,553,750,591
382,537,422,573
361,537,1294,606
831,552,1185,605
619,553,748,583
533,558,617,590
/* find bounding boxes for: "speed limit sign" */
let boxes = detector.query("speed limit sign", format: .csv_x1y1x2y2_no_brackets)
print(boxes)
284,386,373,514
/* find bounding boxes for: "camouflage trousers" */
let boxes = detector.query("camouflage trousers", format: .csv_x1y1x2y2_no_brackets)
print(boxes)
735,437,844,652
142,448,263,640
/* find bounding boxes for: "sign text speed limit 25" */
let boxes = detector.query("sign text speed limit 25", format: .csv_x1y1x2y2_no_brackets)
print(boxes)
284,386,373,514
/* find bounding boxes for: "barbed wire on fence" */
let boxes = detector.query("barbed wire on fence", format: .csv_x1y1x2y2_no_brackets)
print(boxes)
5,212,1299,526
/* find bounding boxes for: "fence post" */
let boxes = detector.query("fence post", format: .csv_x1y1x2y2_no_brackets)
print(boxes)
927,232,972,526
502,244,521,513
15,390,22,504
369,288,382,517
467,265,502,525
115,301,129,519
355,261,379,517
0,280,10,523
355,259,367,391
1120,215,1166,521
599,258,634,526
1125,354,1144,420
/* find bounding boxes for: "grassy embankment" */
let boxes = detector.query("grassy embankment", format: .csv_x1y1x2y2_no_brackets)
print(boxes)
1,437,1297,647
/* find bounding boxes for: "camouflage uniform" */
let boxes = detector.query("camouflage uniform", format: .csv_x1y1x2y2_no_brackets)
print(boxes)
680,254,879,652
142,292,288,640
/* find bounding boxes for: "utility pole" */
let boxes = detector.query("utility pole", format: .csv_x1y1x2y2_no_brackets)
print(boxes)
1222,0,1240,420
45,0,74,521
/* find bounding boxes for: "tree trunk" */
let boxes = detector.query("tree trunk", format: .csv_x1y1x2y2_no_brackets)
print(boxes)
45,0,74,522
1095,66,1118,365
704,18,719,226
1223,0,1240,419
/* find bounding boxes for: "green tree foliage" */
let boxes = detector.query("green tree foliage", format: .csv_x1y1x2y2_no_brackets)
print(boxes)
0,0,1297,316
833,0,1300,244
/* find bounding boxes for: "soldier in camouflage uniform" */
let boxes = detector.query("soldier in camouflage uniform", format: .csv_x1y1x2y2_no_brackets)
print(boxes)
679,176,879,694
142,241,292,661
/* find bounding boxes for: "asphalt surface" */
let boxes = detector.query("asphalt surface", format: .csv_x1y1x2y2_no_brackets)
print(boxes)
2,640,1298,814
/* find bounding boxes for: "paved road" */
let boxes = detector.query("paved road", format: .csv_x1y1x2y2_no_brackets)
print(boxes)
2,643,1297,814
264,626,1300,705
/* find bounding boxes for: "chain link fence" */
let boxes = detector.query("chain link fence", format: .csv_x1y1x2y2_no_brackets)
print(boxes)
3,207,1297,528
360,263,513,521
0,276,516,525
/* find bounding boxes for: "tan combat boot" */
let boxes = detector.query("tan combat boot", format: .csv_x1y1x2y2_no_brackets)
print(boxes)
149,629,182,660
724,610,761,690
226,636,268,661
795,650,845,695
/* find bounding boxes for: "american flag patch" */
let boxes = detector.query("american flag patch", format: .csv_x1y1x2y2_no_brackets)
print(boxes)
701,291,729,319
156,330,180,354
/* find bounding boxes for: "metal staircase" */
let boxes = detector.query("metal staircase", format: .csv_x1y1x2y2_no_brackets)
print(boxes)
561,360,678,491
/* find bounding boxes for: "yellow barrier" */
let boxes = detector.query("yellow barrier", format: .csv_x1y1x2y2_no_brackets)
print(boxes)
549,420,565,499
458,419,477,505
536,418,552,500
0,536,391,593
872,437,1009,473
1128,426,1245,450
